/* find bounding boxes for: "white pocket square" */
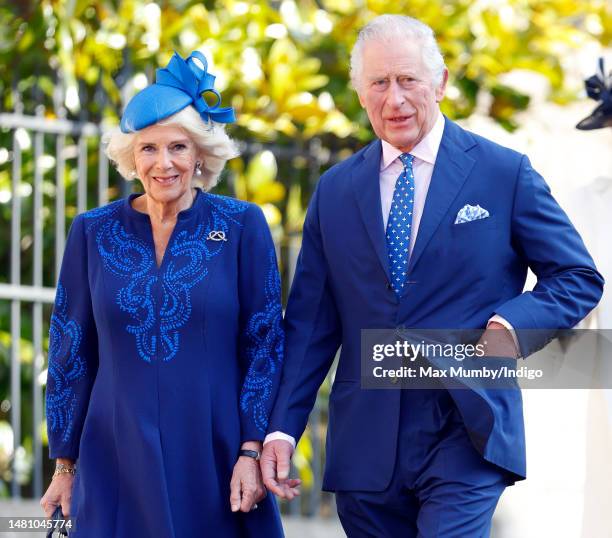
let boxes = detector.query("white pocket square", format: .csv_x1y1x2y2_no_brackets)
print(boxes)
454,204,490,224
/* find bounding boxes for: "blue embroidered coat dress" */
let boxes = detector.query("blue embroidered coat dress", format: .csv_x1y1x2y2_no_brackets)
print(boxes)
46,190,284,537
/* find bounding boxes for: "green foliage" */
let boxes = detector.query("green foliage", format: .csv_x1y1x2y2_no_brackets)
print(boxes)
1,0,609,229
3,1,610,131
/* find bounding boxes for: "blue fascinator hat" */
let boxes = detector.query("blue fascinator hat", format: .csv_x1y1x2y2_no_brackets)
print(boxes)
120,51,236,133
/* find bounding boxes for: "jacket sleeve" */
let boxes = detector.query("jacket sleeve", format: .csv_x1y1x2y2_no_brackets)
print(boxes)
46,214,99,459
267,180,342,443
494,155,604,356
237,204,284,441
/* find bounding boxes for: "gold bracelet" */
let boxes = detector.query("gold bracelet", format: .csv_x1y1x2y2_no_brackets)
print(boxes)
53,463,76,479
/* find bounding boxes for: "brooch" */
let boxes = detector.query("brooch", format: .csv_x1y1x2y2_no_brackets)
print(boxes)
207,230,227,242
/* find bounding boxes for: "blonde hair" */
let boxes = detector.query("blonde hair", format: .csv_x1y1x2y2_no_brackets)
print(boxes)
103,106,239,190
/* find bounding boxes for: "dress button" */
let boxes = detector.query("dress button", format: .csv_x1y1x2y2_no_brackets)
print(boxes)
386,282,392,290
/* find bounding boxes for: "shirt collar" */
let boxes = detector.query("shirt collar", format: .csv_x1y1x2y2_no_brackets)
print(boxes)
380,110,445,171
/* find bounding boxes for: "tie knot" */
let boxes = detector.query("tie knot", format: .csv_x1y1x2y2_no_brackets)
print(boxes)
399,153,414,168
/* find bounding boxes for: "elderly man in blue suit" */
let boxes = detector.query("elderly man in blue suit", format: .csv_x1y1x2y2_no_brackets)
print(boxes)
261,14,604,537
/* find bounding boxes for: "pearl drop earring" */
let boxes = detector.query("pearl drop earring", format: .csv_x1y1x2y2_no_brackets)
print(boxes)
194,162,202,176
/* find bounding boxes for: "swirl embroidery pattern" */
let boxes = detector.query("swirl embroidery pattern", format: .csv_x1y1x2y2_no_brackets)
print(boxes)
83,194,247,362
47,284,87,443
82,200,122,231
240,249,284,433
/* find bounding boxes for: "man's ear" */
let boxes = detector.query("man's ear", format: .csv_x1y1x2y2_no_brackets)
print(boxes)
436,69,449,102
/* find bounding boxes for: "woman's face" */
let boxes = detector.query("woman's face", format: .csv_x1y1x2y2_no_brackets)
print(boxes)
133,124,198,205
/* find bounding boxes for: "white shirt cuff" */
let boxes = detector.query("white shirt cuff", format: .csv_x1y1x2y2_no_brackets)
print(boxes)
488,314,521,355
264,431,296,449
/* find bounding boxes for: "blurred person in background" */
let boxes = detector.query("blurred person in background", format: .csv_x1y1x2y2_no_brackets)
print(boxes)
574,57,612,536
40,51,285,537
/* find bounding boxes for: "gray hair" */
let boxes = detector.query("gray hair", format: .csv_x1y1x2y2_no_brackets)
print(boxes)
350,14,446,92
103,106,239,191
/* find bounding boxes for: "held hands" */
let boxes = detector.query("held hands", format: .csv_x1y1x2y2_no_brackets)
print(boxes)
260,440,301,500
230,442,266,513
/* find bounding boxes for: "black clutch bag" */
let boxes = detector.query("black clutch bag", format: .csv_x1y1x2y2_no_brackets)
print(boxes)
46,506,69,537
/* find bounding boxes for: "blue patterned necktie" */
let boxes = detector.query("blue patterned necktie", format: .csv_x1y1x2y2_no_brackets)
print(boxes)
386,153,415,295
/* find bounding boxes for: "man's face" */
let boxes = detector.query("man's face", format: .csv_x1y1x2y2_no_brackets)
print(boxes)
357,37,447,152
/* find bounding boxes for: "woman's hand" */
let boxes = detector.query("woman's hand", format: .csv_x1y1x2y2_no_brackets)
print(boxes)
229,442,266,513
40,474,74,518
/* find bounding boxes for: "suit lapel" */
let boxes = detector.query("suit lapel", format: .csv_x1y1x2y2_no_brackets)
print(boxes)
407,119,477,275
350,140,391,282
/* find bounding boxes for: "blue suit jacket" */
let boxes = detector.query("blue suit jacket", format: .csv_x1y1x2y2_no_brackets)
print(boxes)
269,118,604,491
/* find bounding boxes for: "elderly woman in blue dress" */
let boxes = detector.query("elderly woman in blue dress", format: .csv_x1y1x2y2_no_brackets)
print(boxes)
39,51,291,537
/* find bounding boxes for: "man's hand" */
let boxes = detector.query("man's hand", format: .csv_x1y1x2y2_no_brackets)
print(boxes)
260,440,301,500
478,321,519,359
